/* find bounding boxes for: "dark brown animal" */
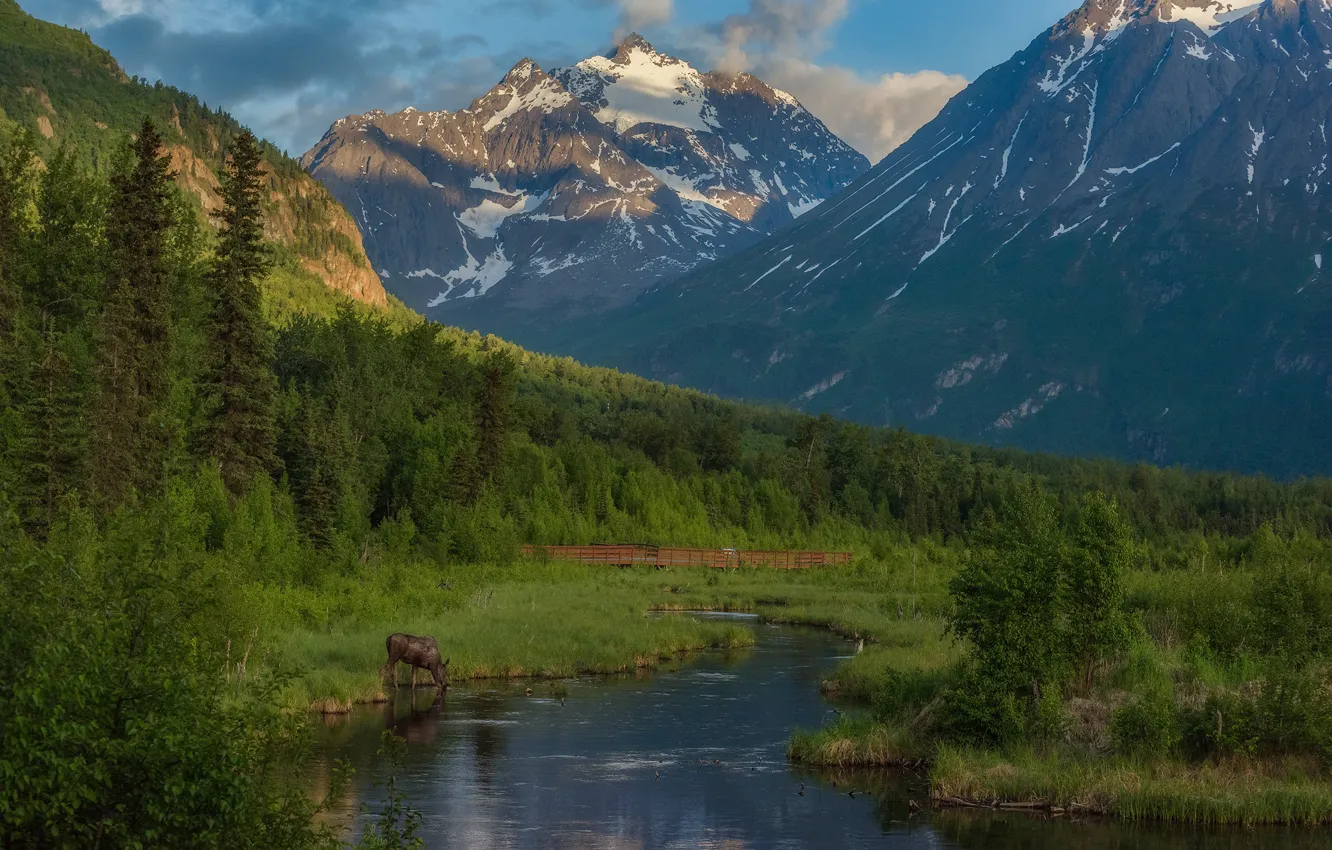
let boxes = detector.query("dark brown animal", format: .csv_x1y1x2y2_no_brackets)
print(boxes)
382,633,449,691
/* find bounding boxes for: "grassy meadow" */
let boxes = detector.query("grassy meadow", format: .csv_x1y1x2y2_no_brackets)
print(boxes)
247,544,957,712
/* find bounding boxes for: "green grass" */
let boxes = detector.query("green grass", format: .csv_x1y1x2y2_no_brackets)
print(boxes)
241,548,959,712
931,745,1332,825
789,714,931,767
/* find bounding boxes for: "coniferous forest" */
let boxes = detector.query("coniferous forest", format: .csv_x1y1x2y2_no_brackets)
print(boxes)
6,118,1332,845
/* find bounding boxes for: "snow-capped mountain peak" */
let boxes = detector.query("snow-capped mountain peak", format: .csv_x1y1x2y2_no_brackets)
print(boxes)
303,39,868,320
1064,0,1262,37
557,35,722,135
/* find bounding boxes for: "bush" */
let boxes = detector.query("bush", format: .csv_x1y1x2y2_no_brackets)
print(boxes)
0,502,339,849
940,666,1026,746
1181,692,1259,759
1112,687,1181,756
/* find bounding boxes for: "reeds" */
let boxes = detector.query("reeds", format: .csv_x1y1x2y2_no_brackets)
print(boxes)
930,746,1332,825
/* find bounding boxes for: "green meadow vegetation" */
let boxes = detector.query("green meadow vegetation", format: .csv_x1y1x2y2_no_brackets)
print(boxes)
5,112,1332,844
787,495,1332,826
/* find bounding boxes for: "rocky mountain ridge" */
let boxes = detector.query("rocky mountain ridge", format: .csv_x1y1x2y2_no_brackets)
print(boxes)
302,36,868,319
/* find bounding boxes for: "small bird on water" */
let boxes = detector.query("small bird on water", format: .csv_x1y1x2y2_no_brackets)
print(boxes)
797,784,805,797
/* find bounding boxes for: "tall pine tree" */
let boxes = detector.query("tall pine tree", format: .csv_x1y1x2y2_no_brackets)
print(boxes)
89,119,177,508
20,149,107,533
0,130,38,514
198,129,278,495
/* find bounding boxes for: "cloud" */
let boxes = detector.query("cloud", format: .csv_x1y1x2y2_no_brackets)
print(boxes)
762,63,966,162
614,0,672,34
713,0,846,72
689,0,965,161
24,0,552,155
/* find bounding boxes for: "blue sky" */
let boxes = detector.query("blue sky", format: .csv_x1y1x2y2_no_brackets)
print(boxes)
21,0,1078,159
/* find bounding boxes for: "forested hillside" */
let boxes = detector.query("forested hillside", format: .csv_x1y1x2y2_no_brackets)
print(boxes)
0,0,394,317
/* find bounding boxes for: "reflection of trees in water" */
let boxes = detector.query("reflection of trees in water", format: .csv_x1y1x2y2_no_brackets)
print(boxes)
935,811,1323,850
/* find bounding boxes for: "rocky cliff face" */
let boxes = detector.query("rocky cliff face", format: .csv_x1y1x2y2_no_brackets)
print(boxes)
302,36,868,321
530,0,1332,478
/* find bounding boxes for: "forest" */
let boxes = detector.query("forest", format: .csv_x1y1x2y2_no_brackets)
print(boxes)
4,119,1332,846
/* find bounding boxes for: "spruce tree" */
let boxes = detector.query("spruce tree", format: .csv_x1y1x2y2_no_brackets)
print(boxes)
21,149,107,533
475,351,515,492
0,130,38,515
89,119,177,508
199,129,278,495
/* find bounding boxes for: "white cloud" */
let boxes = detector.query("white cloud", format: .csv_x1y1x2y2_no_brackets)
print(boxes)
763,62,966,162
714,0,847,72
615,0,672,35
695,0,967,162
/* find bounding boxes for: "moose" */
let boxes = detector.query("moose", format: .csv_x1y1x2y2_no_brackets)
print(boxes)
381,633,450,693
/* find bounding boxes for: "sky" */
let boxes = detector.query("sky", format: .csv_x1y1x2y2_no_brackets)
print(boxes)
20,0,1077,162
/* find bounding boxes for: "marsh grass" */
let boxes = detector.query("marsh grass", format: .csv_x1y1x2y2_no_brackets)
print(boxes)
246,548,962,711
788,715,930,767
931,745,1332,825
271,580,756,709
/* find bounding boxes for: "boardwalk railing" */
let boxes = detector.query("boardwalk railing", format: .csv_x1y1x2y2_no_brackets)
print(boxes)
520,544,852,570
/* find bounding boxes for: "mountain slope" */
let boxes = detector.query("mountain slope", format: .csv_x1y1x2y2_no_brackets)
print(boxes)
302,36,868,323
1,0,389,309
525,0,1332,478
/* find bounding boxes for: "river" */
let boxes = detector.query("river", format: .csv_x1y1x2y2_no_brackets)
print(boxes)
312,614,1319,849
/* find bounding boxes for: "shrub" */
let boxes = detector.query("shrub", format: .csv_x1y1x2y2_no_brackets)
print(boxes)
1112,687,1181,756
1181,692,1259,759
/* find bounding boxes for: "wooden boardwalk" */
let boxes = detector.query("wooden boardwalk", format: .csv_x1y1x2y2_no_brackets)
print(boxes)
520,544,852,570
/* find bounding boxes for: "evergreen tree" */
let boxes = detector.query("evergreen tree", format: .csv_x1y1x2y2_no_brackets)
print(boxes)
88,119,177,508
19,149,107,534
0,130,38,513
0,129,36,330
454,350,516,505
477,351,516,486
199,129,278,495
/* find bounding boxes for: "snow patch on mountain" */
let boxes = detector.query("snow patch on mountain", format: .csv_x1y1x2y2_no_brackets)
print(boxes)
482,77,573,132
564,43,720,135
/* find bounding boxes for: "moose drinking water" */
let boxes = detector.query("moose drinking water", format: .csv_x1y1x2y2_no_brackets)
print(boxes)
382,633,450,693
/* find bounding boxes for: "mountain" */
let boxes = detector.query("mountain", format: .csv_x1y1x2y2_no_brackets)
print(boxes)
0,0,389,310
519,0,1332,478
301,36,868,323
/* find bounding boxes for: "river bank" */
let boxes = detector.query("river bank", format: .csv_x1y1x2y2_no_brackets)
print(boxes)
258,550,1332,828
784,588,1332,827
253,547,954,713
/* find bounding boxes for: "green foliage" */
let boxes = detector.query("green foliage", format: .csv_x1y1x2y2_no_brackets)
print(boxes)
0,496,341,849
947,484,1068,730
1113,687,1182,756
945,487,1134,743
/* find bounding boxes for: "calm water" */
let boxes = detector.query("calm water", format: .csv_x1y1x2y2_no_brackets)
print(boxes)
312,615,1317,850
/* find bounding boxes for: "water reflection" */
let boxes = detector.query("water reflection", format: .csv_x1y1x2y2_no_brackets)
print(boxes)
934,812,1328,850
313,617,1305,850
